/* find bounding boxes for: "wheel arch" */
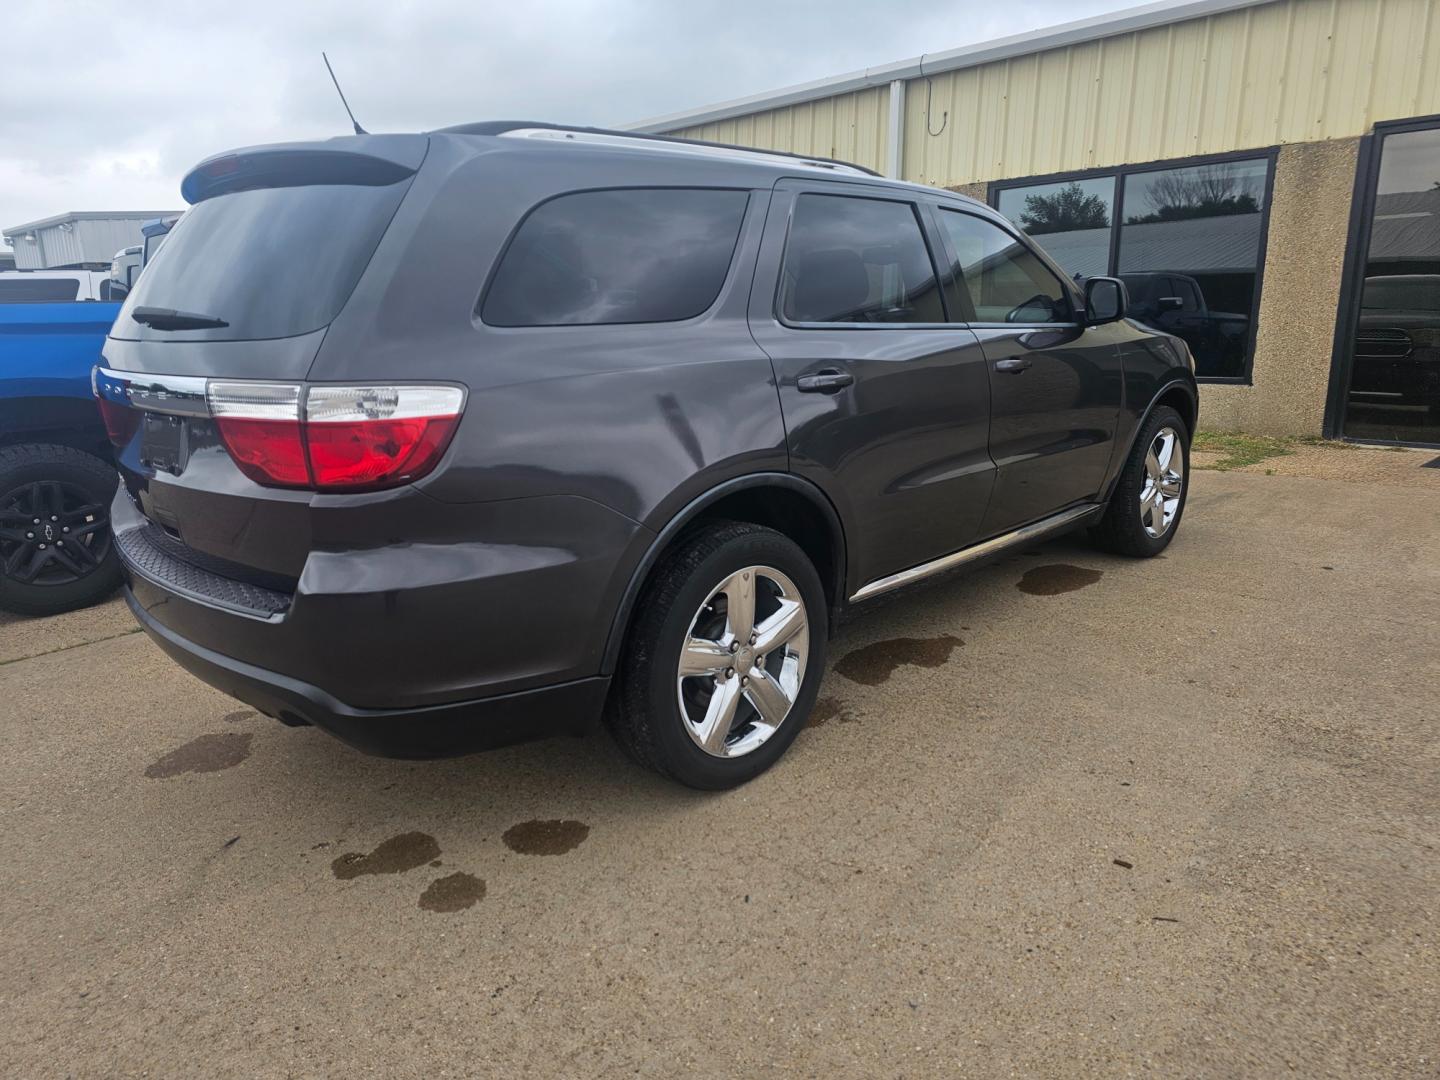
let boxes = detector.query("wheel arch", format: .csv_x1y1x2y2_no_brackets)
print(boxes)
1103,377,1198,502
599,473,847,675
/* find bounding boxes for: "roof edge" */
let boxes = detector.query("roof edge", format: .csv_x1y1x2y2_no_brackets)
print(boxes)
3,210,183,236
625,0,1278,133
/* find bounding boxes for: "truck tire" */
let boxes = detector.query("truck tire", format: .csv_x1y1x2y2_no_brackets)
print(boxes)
0,444,122,617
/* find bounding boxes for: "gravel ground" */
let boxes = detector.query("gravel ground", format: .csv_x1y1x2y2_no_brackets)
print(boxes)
2,467,1437,1078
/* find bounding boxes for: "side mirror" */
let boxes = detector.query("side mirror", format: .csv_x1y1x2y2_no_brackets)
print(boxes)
1085,276,1128,325
1157,296,1183,312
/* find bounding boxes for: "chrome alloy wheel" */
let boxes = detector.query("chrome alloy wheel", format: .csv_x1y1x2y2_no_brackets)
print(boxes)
1140,426,1185,539
675,565,809,759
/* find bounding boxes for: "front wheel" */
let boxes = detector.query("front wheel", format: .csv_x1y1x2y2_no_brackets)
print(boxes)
610,522,828,790
0,444,121,616
1091,406,1190,558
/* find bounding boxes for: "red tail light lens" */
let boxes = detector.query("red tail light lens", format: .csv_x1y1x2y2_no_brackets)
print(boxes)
96,397,142,448
304,386,463,489
207,382,308,487
205,382,464,491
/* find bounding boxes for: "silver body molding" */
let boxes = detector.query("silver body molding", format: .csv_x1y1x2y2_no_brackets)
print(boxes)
848,503,1102,603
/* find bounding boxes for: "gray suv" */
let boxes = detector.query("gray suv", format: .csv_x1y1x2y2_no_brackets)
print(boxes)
95,123,1197,789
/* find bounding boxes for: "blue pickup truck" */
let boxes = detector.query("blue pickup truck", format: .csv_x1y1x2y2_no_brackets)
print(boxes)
0,269,124,615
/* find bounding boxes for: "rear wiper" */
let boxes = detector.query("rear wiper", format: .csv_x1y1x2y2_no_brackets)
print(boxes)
131,306,229,330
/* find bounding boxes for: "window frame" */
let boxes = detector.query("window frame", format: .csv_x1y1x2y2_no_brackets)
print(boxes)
475,184,753,330
988,146,1280,384
773,187,957,331
929,203,1080,329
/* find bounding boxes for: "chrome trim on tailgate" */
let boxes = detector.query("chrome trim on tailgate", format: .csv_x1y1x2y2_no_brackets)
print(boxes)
95,367,209,417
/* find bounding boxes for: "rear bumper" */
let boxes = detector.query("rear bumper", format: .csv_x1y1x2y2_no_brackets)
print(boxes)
127,589,610,758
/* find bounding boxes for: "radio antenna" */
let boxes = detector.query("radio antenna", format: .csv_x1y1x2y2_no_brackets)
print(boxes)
322,52,367,135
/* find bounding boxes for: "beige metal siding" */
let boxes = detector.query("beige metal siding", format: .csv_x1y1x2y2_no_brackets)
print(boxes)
671,85,889,172
902,0,1440,186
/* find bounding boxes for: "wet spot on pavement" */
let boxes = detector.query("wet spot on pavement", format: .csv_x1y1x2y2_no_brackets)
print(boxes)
1017,564,1103,596
502,819,590,855
807,696,857,727
419,872,486,913
221,709,258,723
834,635,962,686
144,732,252,779
331,832,441,879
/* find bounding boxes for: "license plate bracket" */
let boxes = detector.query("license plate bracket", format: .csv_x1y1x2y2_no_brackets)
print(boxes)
140,414,187,475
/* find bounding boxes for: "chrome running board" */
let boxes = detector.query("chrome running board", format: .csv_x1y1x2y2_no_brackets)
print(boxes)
848,503,1102,603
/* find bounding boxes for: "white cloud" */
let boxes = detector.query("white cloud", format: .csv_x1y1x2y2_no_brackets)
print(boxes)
3,0,1138,227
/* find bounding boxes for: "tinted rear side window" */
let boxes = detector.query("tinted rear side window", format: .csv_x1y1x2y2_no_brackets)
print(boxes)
481,188,749,327
780,194,944,324
0,278,80,303
118,180,411,340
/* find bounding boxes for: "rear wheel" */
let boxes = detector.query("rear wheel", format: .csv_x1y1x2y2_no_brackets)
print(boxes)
610,522,827,790
1091,406,1190,558
0,444,121,616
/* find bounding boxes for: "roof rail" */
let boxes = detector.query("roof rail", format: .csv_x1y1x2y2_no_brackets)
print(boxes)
434,120,881,177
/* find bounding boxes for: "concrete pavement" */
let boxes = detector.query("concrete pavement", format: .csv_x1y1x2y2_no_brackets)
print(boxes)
2,467,1437,1078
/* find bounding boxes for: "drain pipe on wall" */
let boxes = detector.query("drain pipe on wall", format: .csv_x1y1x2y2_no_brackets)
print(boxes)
885,79,906,179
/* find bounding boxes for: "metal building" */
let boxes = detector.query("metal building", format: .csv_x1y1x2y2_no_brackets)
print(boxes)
630,0,1440,446
3,211,180,271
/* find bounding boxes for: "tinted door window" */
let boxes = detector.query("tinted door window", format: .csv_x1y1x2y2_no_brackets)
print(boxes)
0,278,80,303
482,188,749,327
779,194,943,324
937,210,1070,324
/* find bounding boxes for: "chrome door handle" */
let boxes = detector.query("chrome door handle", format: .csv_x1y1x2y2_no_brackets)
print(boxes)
797,369,855,393
994,356,1033,374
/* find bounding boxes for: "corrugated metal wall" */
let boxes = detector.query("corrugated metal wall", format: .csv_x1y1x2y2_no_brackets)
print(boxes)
904,0,1440,186
7,216,155,269
671,85,889,173
656,0,1440,187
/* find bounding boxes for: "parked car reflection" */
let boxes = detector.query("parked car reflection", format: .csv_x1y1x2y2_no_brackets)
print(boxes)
1120,272,1248,378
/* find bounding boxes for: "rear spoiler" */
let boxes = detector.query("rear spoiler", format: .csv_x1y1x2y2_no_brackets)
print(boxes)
181,135,428,204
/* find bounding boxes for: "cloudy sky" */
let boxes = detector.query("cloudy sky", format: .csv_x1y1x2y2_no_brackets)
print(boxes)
5,0,1138,229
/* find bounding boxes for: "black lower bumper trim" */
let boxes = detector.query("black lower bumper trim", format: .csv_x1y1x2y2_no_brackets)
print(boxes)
126,590,610,759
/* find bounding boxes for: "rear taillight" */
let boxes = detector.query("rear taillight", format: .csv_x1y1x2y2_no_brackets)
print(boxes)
205,382,464,491
97,397,141,448
207,382,308,487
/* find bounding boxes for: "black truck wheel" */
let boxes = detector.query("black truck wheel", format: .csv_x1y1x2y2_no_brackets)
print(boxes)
0,444,121,617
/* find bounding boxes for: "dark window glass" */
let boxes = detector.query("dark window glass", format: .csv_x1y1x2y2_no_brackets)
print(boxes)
483,188,748,327
780,194,943,324
1343,126,1440,444
119,180,412,340
0,277,80,303
937,210,1070,324
997,176,1114,281
1118,158,1269,378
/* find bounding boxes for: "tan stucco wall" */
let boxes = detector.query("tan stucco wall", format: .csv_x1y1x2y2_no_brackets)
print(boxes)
946,182,989,204
1200,137,1361,436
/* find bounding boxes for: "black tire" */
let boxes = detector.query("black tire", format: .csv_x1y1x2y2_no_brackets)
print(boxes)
609,521,828,790
0,444,122,617
1090,406,1190,558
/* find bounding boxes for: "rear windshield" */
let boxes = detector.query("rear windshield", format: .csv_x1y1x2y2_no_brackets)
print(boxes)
117,180,411,340
0,277,80,303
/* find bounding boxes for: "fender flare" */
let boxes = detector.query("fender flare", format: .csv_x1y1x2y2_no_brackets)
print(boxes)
599,472,847,674
1103,377,1198,502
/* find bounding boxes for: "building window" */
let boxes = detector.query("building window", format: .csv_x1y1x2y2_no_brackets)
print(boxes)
992,152,1276,381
